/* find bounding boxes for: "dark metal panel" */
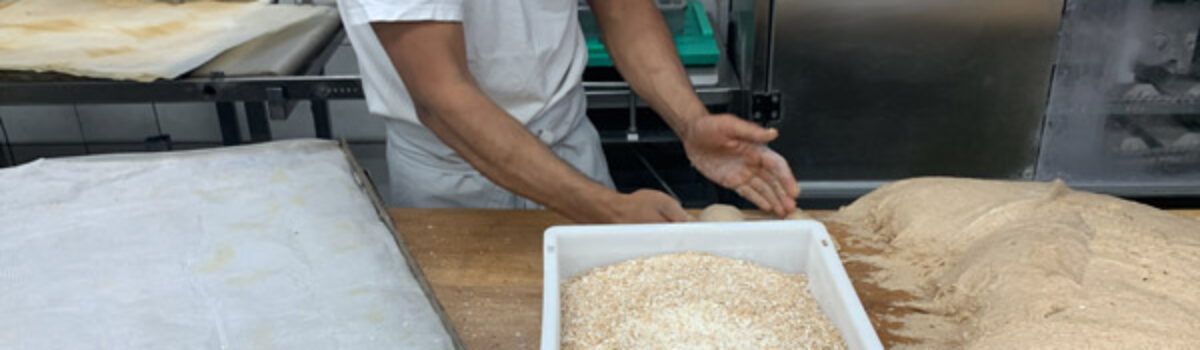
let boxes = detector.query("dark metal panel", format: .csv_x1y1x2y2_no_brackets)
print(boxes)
768,0,1063,180
215,102,242,146
244,102,273,143
726,0,772,91
0,115,11,167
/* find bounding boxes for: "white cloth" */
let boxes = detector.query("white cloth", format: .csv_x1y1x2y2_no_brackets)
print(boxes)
0,140,454,349
338,0,613,208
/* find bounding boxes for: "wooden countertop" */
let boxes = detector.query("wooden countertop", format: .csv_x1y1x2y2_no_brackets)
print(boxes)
388,208,1200,349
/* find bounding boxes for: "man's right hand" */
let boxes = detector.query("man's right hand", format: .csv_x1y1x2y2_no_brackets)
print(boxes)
597,189,690,223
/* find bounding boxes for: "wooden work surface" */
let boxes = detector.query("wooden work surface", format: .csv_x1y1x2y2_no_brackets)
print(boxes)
388,208,1200,349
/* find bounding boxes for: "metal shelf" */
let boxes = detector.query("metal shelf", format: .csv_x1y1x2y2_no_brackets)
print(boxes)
583,22,743,144
582,23,742,110
583,58,742,109
1109,83,1200,115
0,75,365,105
0,21,744,147
598,128,681,144
0,28,352,146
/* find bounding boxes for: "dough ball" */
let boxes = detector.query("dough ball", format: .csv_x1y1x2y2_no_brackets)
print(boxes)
1120,137,1149,152
1173,132,1200,148
698,204,744,222
784,209,812,220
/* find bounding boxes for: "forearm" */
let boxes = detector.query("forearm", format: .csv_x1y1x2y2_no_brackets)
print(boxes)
415,83,619,222
371,21,623,222
370,21,689,222
590,0,708,137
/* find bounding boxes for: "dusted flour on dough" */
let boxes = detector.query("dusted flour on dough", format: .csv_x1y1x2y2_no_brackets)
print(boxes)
831,178,1200,349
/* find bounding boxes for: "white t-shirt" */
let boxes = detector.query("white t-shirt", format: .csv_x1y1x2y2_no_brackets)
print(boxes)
337,0,589,158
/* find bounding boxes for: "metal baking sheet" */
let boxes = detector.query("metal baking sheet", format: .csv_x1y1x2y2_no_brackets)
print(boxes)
0,140,460,349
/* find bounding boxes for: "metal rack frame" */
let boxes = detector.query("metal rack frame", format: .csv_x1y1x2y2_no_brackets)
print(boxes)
0,24,748,145
0,28,353,145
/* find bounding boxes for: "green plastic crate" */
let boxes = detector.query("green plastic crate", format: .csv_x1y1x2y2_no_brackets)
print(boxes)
582,0,719,68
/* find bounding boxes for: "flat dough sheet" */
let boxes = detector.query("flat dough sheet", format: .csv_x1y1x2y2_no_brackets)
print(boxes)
0,140,454,349
0,0,332,81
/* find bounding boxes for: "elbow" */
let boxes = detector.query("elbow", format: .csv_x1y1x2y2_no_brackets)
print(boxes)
409,90,459,129
408,79,476,128
412,101,441,126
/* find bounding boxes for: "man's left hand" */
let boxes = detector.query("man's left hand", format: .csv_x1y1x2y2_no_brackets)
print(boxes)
681,114,800,216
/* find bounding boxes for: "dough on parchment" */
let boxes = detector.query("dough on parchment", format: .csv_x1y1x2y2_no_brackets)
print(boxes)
697,204,744,222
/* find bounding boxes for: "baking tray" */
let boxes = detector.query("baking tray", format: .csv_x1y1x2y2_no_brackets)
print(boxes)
338,140,466,350
0,139,463,349
541,221,883,350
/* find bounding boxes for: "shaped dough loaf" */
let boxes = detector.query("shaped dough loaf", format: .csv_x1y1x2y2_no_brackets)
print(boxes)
698,204,744,222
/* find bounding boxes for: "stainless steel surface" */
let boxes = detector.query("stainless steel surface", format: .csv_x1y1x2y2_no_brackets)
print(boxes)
728,0,772,91
794,180,887,199
768,0,1063,180
1036,0,1200,192
792,179,1200,200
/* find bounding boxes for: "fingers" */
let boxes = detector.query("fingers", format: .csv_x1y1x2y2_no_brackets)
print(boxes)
658,201,691,222
749,177,783,216
760,169,795,215
633,189,690,223
722,116,779,143
735,184,773,214
761,147,800,198
719,167,756,190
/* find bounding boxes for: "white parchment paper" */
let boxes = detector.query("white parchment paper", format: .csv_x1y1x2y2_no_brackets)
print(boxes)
0,140,453,349
0,0,332,81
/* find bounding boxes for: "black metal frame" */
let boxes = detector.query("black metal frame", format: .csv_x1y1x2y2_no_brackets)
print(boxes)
0,29,357,146
0,18,752,145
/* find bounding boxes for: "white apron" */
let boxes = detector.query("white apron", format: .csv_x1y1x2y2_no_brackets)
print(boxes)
338,0,614,208
384,86,613,209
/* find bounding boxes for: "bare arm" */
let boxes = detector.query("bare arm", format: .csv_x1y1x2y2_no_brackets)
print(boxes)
371,21,687,223
586,0,704,132
588,0,801,216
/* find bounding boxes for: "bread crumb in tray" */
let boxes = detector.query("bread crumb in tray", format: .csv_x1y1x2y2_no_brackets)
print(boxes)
561,252,846,349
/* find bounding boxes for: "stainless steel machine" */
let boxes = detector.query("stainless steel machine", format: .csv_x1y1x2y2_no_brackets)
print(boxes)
742,0,1197,200
1037,0,1200,196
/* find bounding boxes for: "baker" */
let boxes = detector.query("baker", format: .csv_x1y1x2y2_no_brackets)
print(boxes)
337,0,799,222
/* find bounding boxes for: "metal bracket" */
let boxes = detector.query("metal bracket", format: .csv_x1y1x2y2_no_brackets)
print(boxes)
265,87,291,120
750,91,783,126
626,94,640,142
143,134,173,152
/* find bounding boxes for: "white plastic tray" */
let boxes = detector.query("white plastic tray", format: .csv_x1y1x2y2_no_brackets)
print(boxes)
541,220,883,350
